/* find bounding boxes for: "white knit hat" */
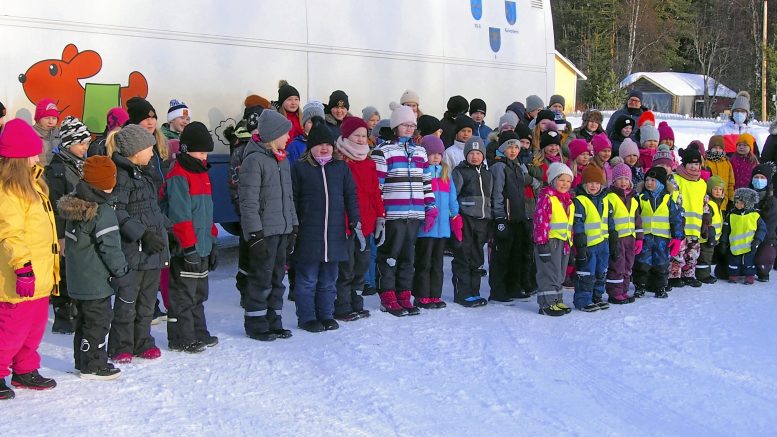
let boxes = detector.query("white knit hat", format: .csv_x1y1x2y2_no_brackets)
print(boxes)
400,89,420,105
390,105,416,129
546,162,573,184
167,99,191,122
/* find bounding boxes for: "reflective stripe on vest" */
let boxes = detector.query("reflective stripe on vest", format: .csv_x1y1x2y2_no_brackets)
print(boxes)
676,176,707,237
640,194,671,239
549,196,574,243
700,200,723,244
729,212,760,255
577,195,609,246
606,192,637,238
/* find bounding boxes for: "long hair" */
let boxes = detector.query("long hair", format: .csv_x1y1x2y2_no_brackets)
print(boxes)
105,129,119,156
153,128,169,161
440,158,450,183
0,157,48,203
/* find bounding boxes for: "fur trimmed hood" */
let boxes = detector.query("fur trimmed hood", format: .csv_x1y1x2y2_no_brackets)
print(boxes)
57,194,98,222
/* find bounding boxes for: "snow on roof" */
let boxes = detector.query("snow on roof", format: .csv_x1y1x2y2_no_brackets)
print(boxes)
620,72,737,98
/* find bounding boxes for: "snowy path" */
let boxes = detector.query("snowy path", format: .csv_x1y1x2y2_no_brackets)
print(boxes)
4,231,777,436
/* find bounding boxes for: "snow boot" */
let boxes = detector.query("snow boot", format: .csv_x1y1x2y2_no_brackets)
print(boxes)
757,274,769,282
556,301,572,314
744,275,755,285
356,309,371,318
321,319,340,331
111,352,133,364
728,275,741,284
335,312,360,322
608,296,630,305
397,291,421,315
579,303,599,312
362,284,377,296
51,302,76,334
668,278,685,289
136,347,161,360
458,296,488,308
539,304,567,317
591,296,610,310
512,290,533,301
80,364,121,381
169,341,206,353
414,297,437,309
654,288,669,299
431,298,447,309
199,335,220,347
379,291,409,317
11,370,56,390
683,277,702,288
488,296,515,305
634,285,646,298
699,276,717,284
0,379,15,400
299,320,325,333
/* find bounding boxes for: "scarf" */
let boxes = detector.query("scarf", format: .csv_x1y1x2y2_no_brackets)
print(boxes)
545,153,562,164
335,136,369,161
177,153,210,173
57,149,85,176
315,156,332,166
647,180,666,198
273,148,288,161
675,164,700,181
706,150,725,162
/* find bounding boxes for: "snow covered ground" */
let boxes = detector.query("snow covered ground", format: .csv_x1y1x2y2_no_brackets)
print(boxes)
4,118,777,436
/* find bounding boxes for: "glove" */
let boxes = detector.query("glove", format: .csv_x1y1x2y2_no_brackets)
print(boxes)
140,229,166,254
351,222,367,252
208,245,218,271
110,269,136,290
751,240,761,253
634,239,643,255
288,226,298,254
373,218,386,247
423,207,439,233
537,243,552,263
700,226,709,242
450,214,463,242
574,247,588,270
248,232,268,259
494,218,509,242
182,246,202,273
14,263,35,298
668,238,683,258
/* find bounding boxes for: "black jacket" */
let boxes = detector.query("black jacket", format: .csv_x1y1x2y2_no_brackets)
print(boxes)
452,161,492,220
490,158,529,223
44,150,83,238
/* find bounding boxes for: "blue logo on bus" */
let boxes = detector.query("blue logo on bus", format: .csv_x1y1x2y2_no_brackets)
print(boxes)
505,1,517,25
471,0,483,20
489,27,501,52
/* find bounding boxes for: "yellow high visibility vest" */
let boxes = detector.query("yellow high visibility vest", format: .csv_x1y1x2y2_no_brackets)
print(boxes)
676,176,707,238
605,192,638,238
549,196,574,243
700,200,723,244
576,195,609,246
640,194,672,239
729,212,760,255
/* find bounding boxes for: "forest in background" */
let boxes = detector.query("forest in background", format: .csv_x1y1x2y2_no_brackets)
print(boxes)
551,0,777,118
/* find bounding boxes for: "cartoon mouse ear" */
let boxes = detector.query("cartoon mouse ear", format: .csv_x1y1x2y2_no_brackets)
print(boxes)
69,49,102,79
62,44,79,63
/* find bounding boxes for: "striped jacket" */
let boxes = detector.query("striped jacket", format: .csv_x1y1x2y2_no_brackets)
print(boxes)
370,138,435,220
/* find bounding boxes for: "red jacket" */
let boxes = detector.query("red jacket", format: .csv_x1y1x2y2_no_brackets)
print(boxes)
286,112,304,146
344,157,385,236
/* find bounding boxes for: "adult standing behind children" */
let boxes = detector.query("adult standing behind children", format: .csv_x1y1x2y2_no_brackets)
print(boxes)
605,90,646,137
715,91,759,155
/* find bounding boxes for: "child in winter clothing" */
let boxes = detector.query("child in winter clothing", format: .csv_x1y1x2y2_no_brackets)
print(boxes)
276,81,304,145
658,121,675,150
325,90,351,138
59,156,130,380
370,105,436,317
288,101,325,164
124,97,170,191
161,99,191,140
633,167,684,298
239,110,298,340
721,188,767,284
697,176,726,284
88,107,129,157
32,98,61,166
567,139,591,189
292,119,361,332
590,133,613,186
668,146,709,288
686,141,711,180
731,133,759,190
441,95,470,147
715,91,758,154
163,122,218,352
452,137,491,307
529,130,565,184
0,119,60,399
45,116,91,334
534,162,575,316
469,98,492,140
605,163,643,304
108,125,171,362
443,114,475,169
618,138,644,192
705,135,736,203
750,164,777,281
489,132,535,301
333,117,385,321
608,115,635,156
413,135,460,309
637,122,661,170
572,165,615,311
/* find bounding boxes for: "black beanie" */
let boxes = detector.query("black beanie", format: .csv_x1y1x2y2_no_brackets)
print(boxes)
306,117,334,149
469,98,487,115
514,122,532,141
539,130,561,148
497,130,519,147
752,163,776,183
277,80,300,105
645,166,668,186
446,95,469,115
418,115,441,136
454,114,476,133
0,100,5,118
535,109,555,126
179,122,214,153
613,115,635,133
244,106,264,132
679,146,702,166
126,97,157,126
327,90,350,112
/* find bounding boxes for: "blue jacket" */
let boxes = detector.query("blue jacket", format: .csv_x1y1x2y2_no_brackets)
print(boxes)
473,121,492,142
287,134,307,164
639,187,684,240
418,164,459,238
572,186,615,245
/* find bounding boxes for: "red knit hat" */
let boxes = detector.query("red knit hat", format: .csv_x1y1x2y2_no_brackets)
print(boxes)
568,139,590,161
591,133,612,154
34,98,60,122
0,119,44,158
637,111,655,128
340,116,369,139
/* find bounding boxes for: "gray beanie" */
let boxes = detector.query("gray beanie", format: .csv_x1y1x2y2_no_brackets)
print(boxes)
115,124,154,157
361,106,380,122
463,136,486,158
732,91,750,112
640,122,660,144
547,162,573,184
548,94,565,108
526,95,544,112
498,111,519,129
302,101,325,126
258,109,292,143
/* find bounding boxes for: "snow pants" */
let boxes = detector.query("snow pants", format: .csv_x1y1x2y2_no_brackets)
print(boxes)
335,232,368,317
452,216,490,301
73,296,112,373
728,250,757,277
413,237,446,299
634,235,670,292
51,255,75,328
606,236,635,300
295,261,338,325
670,237,700,279
695,241,716,281
376,219,421,293
244,234,288,336
167,257,211,347
489,221,534,300
108,268,158,357
535,239,570,308
574,241,609,309
755,242,777,279
0,297,48,378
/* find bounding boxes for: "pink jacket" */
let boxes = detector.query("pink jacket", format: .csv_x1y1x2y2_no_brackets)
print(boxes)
533,186,573,254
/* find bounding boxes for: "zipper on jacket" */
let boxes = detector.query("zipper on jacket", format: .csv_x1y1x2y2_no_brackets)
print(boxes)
406,142,414,217
321,164,330,262
476,166,485,219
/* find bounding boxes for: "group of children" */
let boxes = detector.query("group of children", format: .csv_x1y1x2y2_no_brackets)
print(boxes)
0,89,775,401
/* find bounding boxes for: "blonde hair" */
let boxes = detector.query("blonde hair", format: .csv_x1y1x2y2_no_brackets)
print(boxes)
105,129,119,156
440,159,451,183
0,158,48,203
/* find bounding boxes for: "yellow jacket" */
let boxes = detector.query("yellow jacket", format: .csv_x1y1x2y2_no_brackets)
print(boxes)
0,165,60,303
706,158,735,202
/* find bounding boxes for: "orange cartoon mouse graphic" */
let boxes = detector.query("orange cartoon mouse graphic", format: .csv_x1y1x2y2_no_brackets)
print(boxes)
18,44,148,132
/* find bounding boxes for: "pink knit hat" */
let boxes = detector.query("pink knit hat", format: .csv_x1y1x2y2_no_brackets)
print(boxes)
652,144,675,167
0,119,44,158
658,121,674,142
568,139,590,161
618,138,640,159
420,135,445,156
591,133,612,154
106,107,130,131
34,98,60,122
611,163,633,186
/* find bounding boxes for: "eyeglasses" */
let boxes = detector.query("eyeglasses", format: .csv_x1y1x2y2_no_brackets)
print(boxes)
399,123,417,129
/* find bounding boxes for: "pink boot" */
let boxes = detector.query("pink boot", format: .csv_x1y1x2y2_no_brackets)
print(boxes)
397,291,420,315
379,291,408,317
136,347,161,360
111,352,133,364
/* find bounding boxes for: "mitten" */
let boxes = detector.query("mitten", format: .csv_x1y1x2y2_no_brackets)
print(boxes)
634,239,644,255
140,229,166,254
351,222,367,252
423,207,439,233
182,246,202,273
450,215,463,242
668,238,683,257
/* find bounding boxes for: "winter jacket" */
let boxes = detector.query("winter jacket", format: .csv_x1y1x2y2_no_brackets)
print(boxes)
444,140,465,170
44,149,84,238
571,126,603,143
0,166,60,304
715,120,759,154
473,121,492,142
638,187,684,240
342,156,385,236
440,115,457,148
285,112,304,145
227,140,250,215
147,142,170,193
605,105,645,137
418,164,459,238
292,155,360,263
162,154,217,257
112,152,171,271
721,208,767,248
452,161,492,220
59,182,127,300
325,113,344,139
628,164,646,193
370,138,435,221
730,154,758,190
287,134,307,165
572,185,615,246
762,121,777,166
161,123,180,140
705,155,736,201
533,185,573,248
87,132,108,157
490,158,530,223
33,124,61,166
238,139,298,240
